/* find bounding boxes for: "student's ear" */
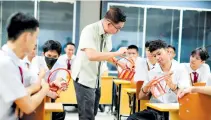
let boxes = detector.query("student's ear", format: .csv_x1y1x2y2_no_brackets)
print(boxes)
25,32,32,42
42,52,45,56
20,32,28,43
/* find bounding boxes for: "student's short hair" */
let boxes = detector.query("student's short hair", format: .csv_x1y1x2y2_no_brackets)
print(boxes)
104,7,126,24
167,45,176,52
145,41,152,48
191,47,210,61
6,12,39,41
128,45,139,52
149,40,167,53
42,40,62,55
65,42,75,47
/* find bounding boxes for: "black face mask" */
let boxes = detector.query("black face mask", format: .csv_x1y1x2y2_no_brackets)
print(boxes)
45,57,58,69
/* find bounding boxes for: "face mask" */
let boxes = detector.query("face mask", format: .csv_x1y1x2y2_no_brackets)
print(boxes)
45,57,58,69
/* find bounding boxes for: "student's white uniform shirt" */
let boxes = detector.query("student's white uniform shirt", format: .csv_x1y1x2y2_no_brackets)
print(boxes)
182,63,210,83
134,57,158,82
0,45,27,120
143,61,191,103
172,59,179,65
71,20,112,88
57,54,75,69
21,56,38,87
31,56,67,83
22,56,32,69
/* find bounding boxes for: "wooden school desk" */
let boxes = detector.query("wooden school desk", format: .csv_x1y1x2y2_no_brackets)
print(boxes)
100,76,115,104
22,97,64,120
146,103,179,120
56,76,115,105
56,79,77,104
124,88,136,114
45,103,64,120
113,79,131,120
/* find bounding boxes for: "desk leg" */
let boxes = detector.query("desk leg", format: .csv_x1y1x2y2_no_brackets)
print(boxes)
169,111,179,120
138,100,140,112
132,94,136,114
45,112,52,120
117,84,122,120
111,82,115,113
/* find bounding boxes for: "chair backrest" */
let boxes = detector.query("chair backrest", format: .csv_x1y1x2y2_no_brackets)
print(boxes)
193,82,206,86
136,81,144,99
22,99,45,120
179,93,211,120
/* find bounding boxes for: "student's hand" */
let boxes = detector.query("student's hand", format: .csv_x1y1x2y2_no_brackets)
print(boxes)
142,77,158,93
116,47,128,56
60,80,68,91
117,61,127,69
15,107,24,118
47,91,59,99
49,79,68,92
177,87,193,99
163,72,175,90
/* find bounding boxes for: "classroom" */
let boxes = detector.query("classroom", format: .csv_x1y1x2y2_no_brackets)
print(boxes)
0,1,211,120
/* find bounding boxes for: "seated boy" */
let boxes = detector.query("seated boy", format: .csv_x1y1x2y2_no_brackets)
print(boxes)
181,47,210,84
31,40,67,120
127,40,191,120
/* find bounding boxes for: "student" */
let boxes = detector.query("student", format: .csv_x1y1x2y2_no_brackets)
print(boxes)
134,41,158,82
58,42,75,70
31,40,67,99
113,45,140,114
31,40,67,120
167,45,179,64
127,45,139,60
0,12,49,120
20,45,40,89
178,74,211,97
127,40,191,120
71,7,127,120
118,45,140,72
23,45,37,69
181,47,210,84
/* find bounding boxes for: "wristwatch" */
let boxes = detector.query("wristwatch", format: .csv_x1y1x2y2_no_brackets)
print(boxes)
141,87,150,94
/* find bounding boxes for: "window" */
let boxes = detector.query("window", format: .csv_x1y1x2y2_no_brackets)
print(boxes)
181,11,211,67
145,8,180,60
1,1,34,46
37,1,74,55
103,3,211,72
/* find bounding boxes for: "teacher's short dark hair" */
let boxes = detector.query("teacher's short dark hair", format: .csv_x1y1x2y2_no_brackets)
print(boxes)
104,7,126,24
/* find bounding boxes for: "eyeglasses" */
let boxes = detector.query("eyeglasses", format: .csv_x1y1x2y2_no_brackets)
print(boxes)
107,19,122,31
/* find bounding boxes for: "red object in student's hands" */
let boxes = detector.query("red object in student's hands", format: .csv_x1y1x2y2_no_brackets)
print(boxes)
116,56,135,81
47,68,71,93
150,74,172,98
